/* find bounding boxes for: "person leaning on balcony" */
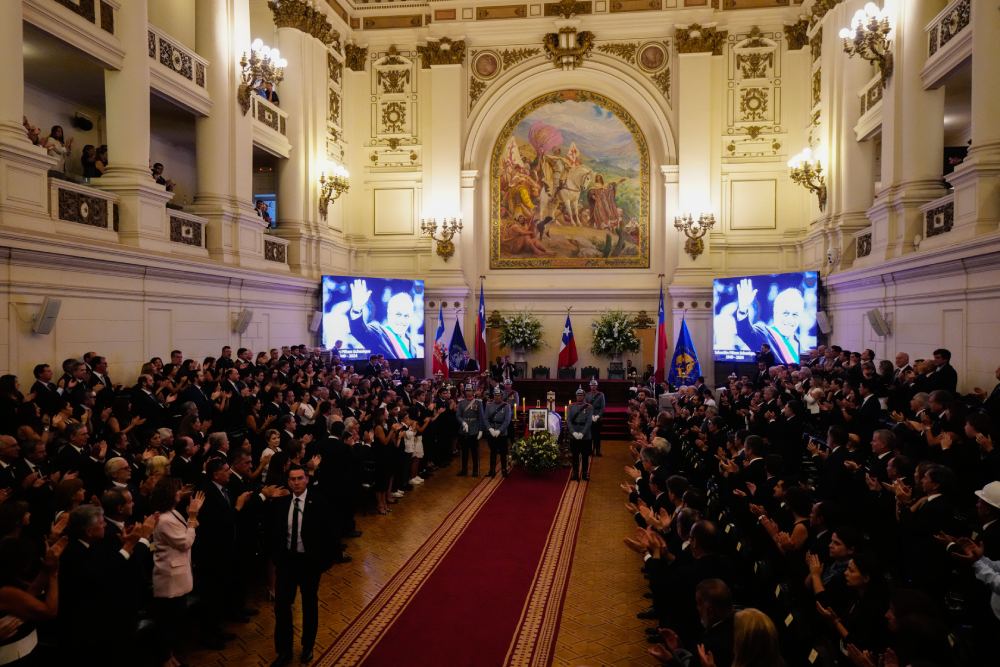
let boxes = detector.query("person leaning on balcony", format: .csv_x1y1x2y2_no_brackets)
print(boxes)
257,81,280,106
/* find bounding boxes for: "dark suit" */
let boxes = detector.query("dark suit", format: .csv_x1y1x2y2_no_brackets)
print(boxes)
30,380,61,415
925,363,958,393
132,388,168,434
267,489,337,656
196,480,240,630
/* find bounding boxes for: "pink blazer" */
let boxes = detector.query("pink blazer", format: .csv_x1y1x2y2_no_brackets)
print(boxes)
152,510,196,599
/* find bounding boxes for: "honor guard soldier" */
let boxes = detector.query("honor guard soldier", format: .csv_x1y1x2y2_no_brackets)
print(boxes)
585,378,606,456
485,387,512,477
456,385,485,476
502,378,519,438
567,387,593,481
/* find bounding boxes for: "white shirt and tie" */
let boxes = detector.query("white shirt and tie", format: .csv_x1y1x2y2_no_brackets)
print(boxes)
287,489,307,553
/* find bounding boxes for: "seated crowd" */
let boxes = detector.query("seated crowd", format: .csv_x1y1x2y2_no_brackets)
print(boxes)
622,344,1000,666
0,346,475,666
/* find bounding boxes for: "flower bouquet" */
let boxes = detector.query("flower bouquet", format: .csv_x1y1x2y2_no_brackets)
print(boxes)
590,310,640,357
511,431,560,474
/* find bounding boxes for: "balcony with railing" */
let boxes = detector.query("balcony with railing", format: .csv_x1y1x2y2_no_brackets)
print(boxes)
24,0,124,69
920,192,956,243
251,95,291,159
147,24,211,116
854,228,873,261
922,0,973,89
166,209,209,258
47,178,120,242
854,72,883,141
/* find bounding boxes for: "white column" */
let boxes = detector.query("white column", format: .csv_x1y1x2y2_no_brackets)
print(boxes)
191,0,263,265
676,52,715,277
868,0,947,258
0,0,55,227
460,170,480,290
100,0,173,249
947,2,1000,237
425,62,466,287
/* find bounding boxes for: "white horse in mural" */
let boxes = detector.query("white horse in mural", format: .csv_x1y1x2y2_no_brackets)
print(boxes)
555,165,592,227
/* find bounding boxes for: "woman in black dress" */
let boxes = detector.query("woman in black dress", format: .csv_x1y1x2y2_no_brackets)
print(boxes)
371,408,401,514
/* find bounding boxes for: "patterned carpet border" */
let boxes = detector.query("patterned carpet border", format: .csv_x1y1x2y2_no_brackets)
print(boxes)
504,476,589,667
318,475,505,667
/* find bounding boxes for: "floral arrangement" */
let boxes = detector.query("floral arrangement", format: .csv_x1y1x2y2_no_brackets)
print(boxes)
498,312,544,351
590,309,640,357
511,431,561,474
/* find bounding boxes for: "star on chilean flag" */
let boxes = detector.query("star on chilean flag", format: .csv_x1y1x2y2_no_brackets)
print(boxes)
475,279,487,369
558,313,578,368
655,284,668,383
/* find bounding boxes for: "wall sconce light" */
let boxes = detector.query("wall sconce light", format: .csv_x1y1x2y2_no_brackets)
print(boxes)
318,163,350,219
238,39,287,115
673,213,715,260
788,148,827,211
838,2,893,86
420,216,464,261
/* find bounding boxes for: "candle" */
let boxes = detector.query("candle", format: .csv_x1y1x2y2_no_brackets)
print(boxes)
564,404,568,421
514,403,517,420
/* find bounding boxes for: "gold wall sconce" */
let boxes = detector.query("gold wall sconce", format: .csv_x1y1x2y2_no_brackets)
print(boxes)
839,3,893,86
420,217,463,261
674,213,716,260
238,39,287,115
318,163,350,219
788,148,828,211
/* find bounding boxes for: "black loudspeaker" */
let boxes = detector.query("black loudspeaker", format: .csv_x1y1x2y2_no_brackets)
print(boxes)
32,297,62,335
71,112,94,132
866,309,891,337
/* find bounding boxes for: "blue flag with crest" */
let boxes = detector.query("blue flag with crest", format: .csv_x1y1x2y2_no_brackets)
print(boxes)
668,318,701,387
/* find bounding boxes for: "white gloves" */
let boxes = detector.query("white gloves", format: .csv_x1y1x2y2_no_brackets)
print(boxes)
489,428,500,438
476,431,482,440
462,422,469,433
572,432,584,440
591,415,599,422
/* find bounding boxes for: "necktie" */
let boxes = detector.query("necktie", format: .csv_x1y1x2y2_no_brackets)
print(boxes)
290,498,301,552
221,487,231,506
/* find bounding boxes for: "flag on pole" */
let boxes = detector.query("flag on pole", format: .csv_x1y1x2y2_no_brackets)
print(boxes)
668,317,701,387
449,318,468,372
558,313,578,368
475,279,487,368
433,303,449,378
654,285,668,383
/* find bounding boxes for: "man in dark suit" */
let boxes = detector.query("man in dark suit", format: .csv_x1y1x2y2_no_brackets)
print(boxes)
132,374,169,435
195,457,243,647
179,370,214,420
972,365,1000,431
925,348,958,393
267,465,342,666
55,423,105,494
30,363,61,415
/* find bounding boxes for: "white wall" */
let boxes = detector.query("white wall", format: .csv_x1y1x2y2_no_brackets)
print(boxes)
150,124,197,208
148,0,196,50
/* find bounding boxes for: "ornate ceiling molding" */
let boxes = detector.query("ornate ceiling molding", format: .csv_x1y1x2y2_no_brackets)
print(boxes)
417,37,466,68
267,0,342,53
784,19,809,51
675,24,727,56
345,44,368,71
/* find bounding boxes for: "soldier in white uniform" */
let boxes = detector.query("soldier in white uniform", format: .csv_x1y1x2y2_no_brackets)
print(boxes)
501,378,519,439
485,387,512,477
456,385,485,476
567,387,593,481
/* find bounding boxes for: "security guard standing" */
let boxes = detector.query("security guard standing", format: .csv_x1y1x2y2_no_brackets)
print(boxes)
485,387,512,477
502,378,519,439
585,378,606,456
456,385,485,476
567,387,593,481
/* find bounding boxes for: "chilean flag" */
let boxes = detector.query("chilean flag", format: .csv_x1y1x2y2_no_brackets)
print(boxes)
654,285,668,383
558,313,578,368
433,302,449,378
475,280,487,369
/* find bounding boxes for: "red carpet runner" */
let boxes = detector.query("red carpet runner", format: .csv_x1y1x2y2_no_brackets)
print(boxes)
318,468,588,667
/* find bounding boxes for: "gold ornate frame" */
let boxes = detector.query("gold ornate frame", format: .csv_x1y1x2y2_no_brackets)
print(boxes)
490,89,650,270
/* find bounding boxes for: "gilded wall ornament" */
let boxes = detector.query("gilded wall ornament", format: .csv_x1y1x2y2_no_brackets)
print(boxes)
469,77,488,108
267,0,341,52
543,29,595,70
812,69,821,107
736,52,772,79
739,88,768,121
637,42,668,72
810,0,843,27
784,19,809,51
329,90,341,125
328,53,342,83
499,47,542,69
377,69,411,94
345,44,368,71
596,42,639,64
675,24,727,56
651,69,671,103
417,37,466,68
810,28,822,62
381,101,406,134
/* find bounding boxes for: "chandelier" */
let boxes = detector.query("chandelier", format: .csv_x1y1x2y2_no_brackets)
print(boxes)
838,2,893,86
420,217,464,261
788,148,827,211
673,213,715,260
319,163,350,218
238,39,288,115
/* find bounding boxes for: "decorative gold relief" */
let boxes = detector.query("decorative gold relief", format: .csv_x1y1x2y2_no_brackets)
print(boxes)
377,69,411,94
499,47,542,69
345,44,368,71
417,37,466,68
675,24,727,56
651,69,671,103
810,28,822,62
328,53,342,83
810,0,843,27
548,0,590,18
745,125,763,139
784,19,809,51
811,69,821,107
596,42,639,63
381,101,406,134
739,88,768,121
736,52,772,79
469,77,488,107
543,28,595,70
329,90,341,125
267,0,341,52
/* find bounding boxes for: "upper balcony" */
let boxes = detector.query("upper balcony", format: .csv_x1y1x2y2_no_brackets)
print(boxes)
251,95,291,159
147,23,211,116
922,0,973,89
23,0,124,69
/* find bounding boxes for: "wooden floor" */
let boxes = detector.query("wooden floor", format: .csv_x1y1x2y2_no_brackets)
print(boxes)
186,444,652,666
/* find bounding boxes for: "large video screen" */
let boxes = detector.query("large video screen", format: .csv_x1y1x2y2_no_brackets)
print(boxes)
713,271,819,364
321,276,425,361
